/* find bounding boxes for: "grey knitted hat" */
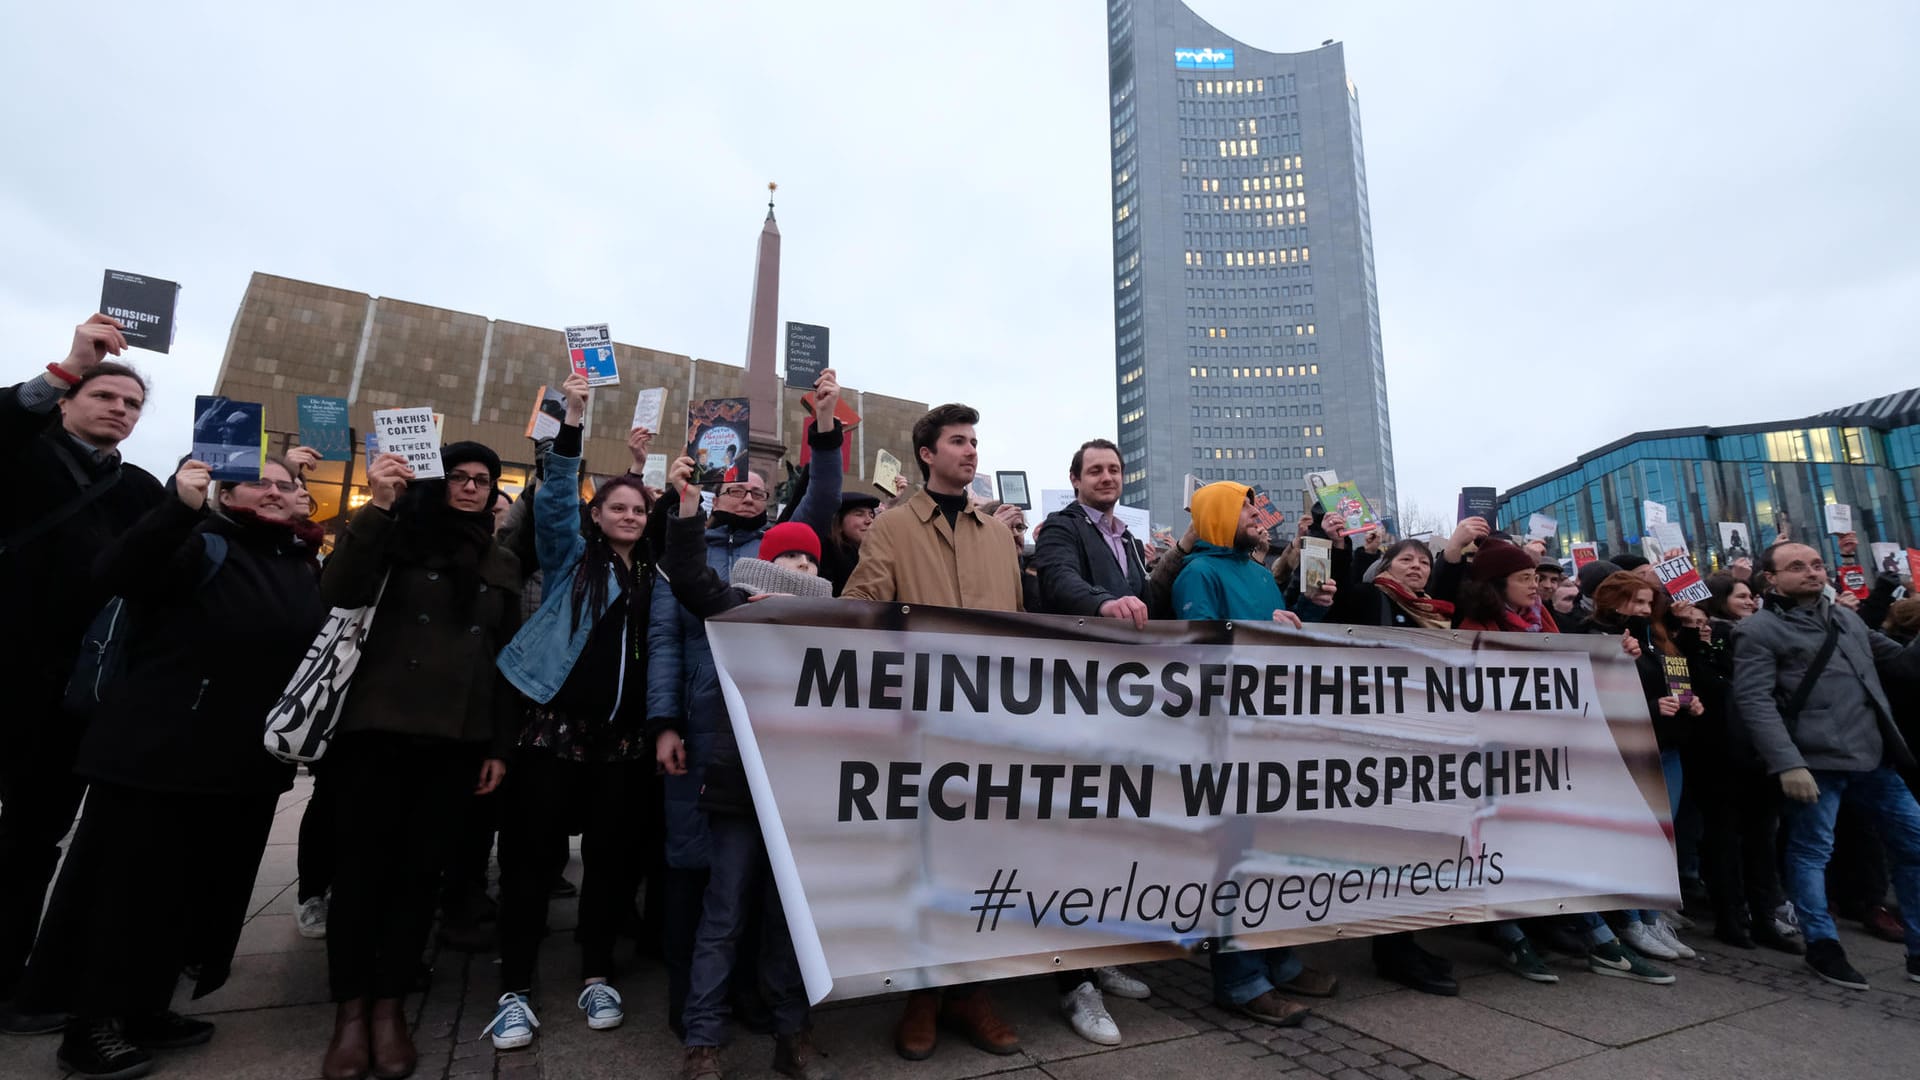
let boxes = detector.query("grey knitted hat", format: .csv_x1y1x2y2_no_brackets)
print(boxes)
729,557,834,599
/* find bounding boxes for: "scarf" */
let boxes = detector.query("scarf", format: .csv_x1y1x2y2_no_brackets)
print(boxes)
388,482,499,621
1494,602,1558,634
1374,576,1453,630
221,505,325,568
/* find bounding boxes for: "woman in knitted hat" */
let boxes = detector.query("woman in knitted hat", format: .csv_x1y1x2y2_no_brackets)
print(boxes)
1455,539,1560,633
482,374,662,1052
316,434,522,1080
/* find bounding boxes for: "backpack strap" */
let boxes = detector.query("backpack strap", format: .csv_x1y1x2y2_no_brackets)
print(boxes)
1778,609,1843,731
0,467,122,558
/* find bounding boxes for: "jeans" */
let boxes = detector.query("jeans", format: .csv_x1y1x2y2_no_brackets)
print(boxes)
1780,766,1920,955
1626,750,1686,925
682,813,807,1047
1211,947,1303,1006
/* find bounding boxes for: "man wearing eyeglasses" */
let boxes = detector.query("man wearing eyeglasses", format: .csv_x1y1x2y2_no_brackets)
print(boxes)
646,370,846,1041
0,316,166,1032
1734,540,1920,992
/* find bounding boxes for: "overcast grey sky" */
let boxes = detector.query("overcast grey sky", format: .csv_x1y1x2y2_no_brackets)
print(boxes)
4,1,1916,528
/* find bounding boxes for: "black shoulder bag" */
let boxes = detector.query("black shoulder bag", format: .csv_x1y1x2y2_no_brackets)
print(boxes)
0,457,122,559
1777,612,1843,737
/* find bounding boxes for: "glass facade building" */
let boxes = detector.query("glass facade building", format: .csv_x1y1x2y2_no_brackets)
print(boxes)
1106,0,1397,530
1498,389,1920,571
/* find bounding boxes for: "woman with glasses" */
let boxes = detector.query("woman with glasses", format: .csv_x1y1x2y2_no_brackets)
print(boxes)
480,375,661,1049
316,441,522,1080
17,455,328,1079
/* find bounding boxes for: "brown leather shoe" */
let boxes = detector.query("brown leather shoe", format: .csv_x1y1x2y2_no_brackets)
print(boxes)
682,1045,723,1080
1275,966,1339,998
773,1030,842,1080
1223,989,1312,1027
940,987,1020,1055
322,999,371,1080
893,990,939,1060
367,998,416,1080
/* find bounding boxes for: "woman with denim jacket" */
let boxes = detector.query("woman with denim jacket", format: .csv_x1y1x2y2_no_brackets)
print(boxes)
479,374,659,1051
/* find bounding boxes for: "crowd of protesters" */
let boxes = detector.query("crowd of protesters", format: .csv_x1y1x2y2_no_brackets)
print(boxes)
2,313,1919,1080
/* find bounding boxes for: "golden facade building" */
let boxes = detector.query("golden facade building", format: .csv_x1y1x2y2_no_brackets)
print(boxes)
212,272,927,523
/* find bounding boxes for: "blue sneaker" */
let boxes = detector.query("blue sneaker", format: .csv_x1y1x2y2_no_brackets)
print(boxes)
482,992,539,1050
578,982,624,1031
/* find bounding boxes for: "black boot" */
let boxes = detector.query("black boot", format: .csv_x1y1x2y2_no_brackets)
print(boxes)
57,1018,153,1080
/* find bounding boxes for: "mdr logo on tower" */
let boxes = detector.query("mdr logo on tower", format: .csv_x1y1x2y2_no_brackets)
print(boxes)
1174,47,1235,70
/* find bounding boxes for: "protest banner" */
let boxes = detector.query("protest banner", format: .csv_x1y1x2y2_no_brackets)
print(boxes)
296,395,351,460
1824,503,1852,535
373,406,444,479
785,321,829,390
705,602,1680,1004
525,385,566,441
192,396,265,482
686,398,749,485
565,323,618,386
1653,552,1711,604
100,269,181,354
873,450,902,496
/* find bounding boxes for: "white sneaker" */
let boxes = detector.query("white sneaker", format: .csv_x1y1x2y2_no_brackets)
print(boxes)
1773,902,1803,940
577,982,623,1030
482,992,539,1050
1061,981,1121,1046
1094,965,1151,1000
296,896,328,940
1621,921,1678,960
1651,919,1696,959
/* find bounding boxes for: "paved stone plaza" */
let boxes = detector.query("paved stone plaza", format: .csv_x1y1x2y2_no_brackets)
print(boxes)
5,775,1918,1079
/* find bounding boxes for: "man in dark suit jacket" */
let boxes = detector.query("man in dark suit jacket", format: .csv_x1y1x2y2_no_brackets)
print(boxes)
1022,438,1158,1045
1031,439,1151,628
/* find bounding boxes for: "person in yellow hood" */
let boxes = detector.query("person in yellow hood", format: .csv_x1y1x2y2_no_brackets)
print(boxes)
1172,481,1340,1026
1173,482,1331,626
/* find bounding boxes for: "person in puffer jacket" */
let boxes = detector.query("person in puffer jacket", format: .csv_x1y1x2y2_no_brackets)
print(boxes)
655,453,841,1080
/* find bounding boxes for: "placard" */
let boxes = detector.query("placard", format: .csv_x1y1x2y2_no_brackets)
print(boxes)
1527,513,1558,541
1642,501,1668,528
99,269,181,354
642,453,668,491
969,472,996,503
786,321,829,390
686,398,750,485
192,396,265,482
525,385,566,441
296,395,351,460
1457,487,1498,528
873,450,902,496
1653,553,1711,605
1300,536,1332,593
1824,503,1853,535
1717,522,1752,563
373,406,444,479
1870,542,1906,579
1571,542,1599,570
1836,565,1870,601
1314,481,1380,538
631,387,667,433
996,472,1031,510
566,323,618,386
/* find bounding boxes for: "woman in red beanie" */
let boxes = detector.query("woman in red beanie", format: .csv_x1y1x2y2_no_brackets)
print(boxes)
1455,540,1559,633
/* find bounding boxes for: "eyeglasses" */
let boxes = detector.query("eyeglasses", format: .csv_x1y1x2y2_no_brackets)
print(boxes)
447,473,494,490
238,479,301,493
720,486,768,503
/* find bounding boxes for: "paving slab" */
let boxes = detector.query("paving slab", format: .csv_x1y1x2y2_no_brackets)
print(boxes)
1315,991,1602,1080
976,974,1199,1063
234,913,328,957
1458,964,1785,1046
156,1002,336,1080
1041,1032,1296,1080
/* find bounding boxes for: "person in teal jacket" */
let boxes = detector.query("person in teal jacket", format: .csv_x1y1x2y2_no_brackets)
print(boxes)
1172,481,1338,1029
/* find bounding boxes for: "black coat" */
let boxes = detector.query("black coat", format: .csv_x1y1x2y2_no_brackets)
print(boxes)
0,380,165,700
76,500,328,795
1031,502,1149,616
656,508,754,816
320,502,523,753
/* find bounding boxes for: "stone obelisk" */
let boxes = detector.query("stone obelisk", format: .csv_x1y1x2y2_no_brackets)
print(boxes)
742,183,787,482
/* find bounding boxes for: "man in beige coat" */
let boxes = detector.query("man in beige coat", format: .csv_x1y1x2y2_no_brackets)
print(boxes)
840,403,1025,1059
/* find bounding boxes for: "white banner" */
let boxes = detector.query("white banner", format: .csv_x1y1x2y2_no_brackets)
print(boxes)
706,603,1680,1004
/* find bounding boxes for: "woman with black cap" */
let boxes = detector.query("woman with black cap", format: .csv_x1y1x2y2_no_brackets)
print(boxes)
317,442,522,1080
816,491,880,595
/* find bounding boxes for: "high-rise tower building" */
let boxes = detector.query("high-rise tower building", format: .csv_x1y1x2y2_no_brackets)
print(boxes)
1107,0,1397,529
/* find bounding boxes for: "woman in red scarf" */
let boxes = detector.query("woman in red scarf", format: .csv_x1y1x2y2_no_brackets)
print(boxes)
1456,540,1559,633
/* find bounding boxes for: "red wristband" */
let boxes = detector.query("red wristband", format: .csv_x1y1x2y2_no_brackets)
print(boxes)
45,363,81,386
